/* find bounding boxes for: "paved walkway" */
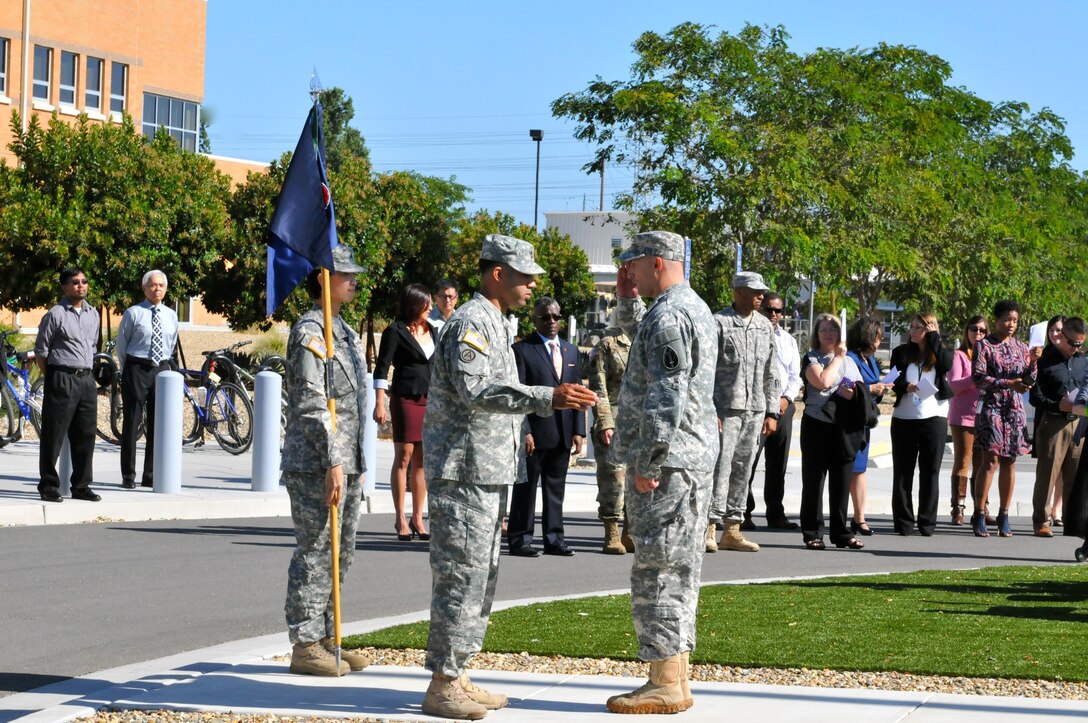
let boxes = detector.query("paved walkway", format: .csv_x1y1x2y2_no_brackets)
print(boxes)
2,422,1083,722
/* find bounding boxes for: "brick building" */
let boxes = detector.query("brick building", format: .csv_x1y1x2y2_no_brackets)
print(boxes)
0,0,266,330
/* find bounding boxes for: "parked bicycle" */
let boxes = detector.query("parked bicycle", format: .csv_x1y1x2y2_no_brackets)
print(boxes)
1,330,43,444
92,339,124,444
180,358,254,455
200,341,287,448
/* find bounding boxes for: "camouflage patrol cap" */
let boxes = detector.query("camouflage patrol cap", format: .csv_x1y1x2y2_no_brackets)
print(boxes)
732,271,769,291
617,230,685,263
481,234,546,275
330,244,367,273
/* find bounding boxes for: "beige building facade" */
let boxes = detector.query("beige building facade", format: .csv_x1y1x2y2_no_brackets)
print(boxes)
0,1,267,330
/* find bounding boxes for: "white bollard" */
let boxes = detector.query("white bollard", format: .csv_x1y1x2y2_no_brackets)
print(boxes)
251,371,282,492
362,373,377,498
58,437,73,497
153,371,182,494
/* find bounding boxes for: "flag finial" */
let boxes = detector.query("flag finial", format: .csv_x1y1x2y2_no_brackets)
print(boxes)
310,65,322,104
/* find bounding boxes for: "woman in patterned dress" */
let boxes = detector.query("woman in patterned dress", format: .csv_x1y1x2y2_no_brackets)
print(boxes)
971,300,1043,537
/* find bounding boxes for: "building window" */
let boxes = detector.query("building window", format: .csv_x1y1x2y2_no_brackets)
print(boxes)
85,57,103,111
59,51,78,107
33,45,51,101
110,62,127,113
0,38,8,96
142,93,199,152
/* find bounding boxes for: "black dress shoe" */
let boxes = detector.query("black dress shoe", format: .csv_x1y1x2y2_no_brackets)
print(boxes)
544,546,575,557
71,490,102,502
767,517,800,530
509,546,541,558
40,492,63,503
740,518,757,531
140,480,153,488
121,480,136,489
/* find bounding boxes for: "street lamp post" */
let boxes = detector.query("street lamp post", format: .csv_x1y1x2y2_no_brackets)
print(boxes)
530,129,543,229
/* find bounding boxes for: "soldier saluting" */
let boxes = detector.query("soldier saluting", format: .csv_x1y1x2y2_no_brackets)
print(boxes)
420,234,597,720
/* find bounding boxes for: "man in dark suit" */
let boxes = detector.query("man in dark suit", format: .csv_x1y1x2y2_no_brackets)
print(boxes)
508,297,586,556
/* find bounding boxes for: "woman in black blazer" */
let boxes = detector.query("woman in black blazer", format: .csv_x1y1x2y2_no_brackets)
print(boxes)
888,312,954,536
373,283,435,541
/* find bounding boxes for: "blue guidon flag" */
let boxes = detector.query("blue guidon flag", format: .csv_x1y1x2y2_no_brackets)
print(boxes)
266,100,338,316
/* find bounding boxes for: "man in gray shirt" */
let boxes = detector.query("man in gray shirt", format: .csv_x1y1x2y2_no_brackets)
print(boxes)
35,266,101,502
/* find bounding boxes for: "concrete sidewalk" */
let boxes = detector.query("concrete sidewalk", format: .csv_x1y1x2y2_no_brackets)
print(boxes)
5,601,1085,723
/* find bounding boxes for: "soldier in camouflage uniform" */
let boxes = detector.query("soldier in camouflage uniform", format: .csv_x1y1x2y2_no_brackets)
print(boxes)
708,272,781,553
421,234,597,720
587,326,633,553
282,245,370,677
607,231,719,715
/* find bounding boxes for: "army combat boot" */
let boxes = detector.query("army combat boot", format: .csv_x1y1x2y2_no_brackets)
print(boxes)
680,652,692,700
602,520,626,554
422,673,488,720
621,516,635,553
320,637,370,671
289,640,350,676
460,673,509,709
606,654,694,714
719,520,760,552
705,522,718,553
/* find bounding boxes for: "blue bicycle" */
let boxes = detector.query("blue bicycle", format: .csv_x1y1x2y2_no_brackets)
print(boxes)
0,330,44,445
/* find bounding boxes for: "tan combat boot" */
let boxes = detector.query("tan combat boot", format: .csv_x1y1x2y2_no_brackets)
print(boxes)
705,522,718,553
320,637,370,671
621,517,635,553
606,654,693,714
422,673,488,720
680,652,692,700
289,640,350,676
602,520,627,554
719,520,760,552
460,673,509,709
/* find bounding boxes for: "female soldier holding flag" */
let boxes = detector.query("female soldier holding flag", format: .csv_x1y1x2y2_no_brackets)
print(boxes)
282,245,370,676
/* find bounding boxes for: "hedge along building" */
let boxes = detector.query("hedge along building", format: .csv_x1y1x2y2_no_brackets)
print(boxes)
0,0,267,332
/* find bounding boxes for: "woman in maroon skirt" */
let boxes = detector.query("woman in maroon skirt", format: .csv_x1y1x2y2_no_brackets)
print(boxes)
374,284,436,541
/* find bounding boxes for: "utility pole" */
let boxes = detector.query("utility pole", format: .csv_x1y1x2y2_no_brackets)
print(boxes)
530,129,543,229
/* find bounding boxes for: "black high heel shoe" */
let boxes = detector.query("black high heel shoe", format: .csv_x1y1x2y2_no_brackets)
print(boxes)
409,520,430,541
850,519,873,536
394,521,413,542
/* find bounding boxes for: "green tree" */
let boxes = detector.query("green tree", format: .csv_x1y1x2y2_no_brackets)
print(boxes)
439,210,596,337
552,22,1088,325
319,87,369,172
0,112,232,315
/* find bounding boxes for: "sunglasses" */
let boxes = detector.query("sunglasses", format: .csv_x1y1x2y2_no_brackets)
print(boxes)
66,279,89,286
1064,333,1085,348
967,326,987,333
764,307,784,315
537,313,562,321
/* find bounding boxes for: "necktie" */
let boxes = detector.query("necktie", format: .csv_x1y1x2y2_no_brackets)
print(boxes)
150,307,163,364
551,340,562,379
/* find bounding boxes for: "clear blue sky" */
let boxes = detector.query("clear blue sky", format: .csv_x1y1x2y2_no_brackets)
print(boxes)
206,0,1088,227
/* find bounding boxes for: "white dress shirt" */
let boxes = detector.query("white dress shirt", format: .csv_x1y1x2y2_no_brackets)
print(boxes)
773,324,803,401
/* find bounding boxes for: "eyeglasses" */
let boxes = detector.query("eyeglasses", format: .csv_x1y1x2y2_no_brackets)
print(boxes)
537,313,562,321
764,307,784,315
967,326,987,334
1064,333,1085,348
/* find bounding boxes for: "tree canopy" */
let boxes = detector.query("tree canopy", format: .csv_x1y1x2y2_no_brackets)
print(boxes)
553,22,1088,326
0,112,233,314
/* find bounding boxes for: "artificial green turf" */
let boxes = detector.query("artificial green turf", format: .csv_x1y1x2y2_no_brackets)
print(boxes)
346,565,1088,681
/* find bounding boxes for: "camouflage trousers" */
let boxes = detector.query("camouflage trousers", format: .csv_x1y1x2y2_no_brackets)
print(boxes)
284,471,364,645
425,477,507,677
709,409,763,523
593,428,626,520
627,466,711,661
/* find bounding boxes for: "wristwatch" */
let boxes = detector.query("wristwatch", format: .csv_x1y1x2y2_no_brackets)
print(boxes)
766,412,781,421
